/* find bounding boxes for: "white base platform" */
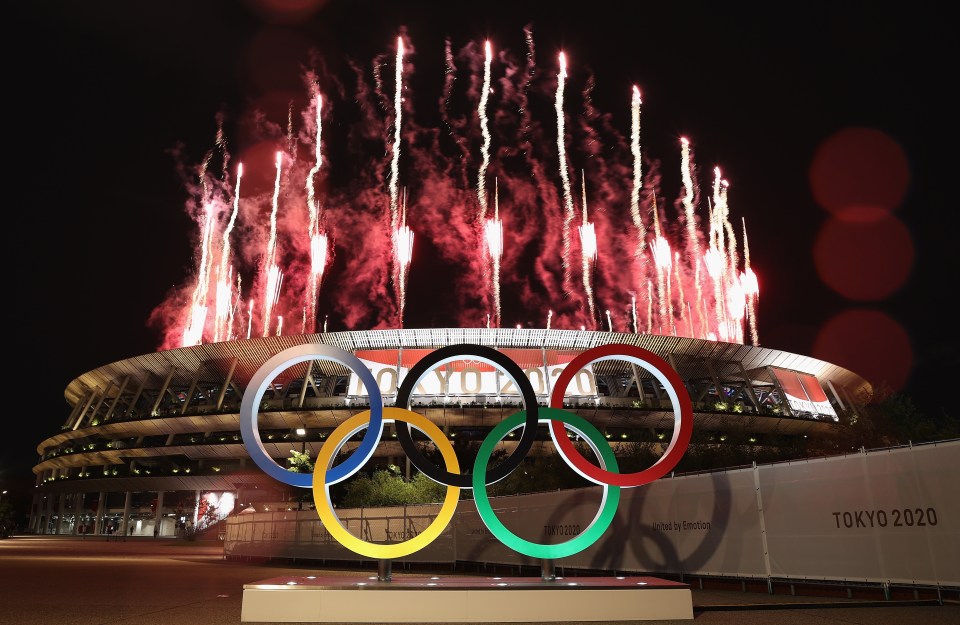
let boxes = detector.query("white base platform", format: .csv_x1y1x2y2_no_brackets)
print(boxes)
241,574,694,622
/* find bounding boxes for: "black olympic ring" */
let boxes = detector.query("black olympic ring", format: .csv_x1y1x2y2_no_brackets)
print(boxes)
395,343,539,488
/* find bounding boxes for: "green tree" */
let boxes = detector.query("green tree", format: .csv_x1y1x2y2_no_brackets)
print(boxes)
818,385,958,454
288,449,314,473
340,465,446,508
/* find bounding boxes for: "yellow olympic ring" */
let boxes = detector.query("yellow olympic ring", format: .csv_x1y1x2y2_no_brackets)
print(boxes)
312,407,461,559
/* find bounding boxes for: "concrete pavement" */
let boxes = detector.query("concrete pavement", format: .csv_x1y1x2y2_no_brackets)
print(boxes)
1,536,956,625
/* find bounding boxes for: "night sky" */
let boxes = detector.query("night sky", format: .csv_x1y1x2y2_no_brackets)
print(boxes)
3,2,953,507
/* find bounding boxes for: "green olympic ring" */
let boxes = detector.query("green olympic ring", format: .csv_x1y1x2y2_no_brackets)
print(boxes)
471,408,621,559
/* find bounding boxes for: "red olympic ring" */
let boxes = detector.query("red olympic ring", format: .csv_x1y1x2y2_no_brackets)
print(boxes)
549,343,694,488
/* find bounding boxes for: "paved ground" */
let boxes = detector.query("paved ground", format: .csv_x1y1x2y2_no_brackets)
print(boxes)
1,536,956,625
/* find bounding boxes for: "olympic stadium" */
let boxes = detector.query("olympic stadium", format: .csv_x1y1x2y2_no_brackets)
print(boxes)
28,328,868,538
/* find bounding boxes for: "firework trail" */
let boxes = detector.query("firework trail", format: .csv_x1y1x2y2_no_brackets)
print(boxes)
485,180,503,326
701,297,713,341
605,309,613,332
646,280,653,333
286,102,296,155
477,40,493,222
629,86,647,288
723,182,744,341
198,121,224,201
650,190,670,328
546,309,553,330
578,172,597,326
742,217,760,345
439,37,471,188
262,152,283,337
708,169,731,340
182,199,216,346
180,127,227,347
389,36,405,323
305,92,327,333
394,189,414,325
680,137,704,338
719,178,743,342
631,295,638,333
674,250,689,336
704,245,725,338
726,275,746,338
214,267,233,343
389,37,404,230
323,314,328,333
246,298,254,340
477,42,498,326
720,178,738,275
276,315,283,337
214,163,243,343
556,52,576,293
227,273,241,341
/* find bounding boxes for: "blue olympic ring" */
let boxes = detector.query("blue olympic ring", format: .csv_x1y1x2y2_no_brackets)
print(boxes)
239,343,384,488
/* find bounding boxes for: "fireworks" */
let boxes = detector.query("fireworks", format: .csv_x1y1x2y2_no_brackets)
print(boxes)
261,152,283,337
213,163,242,343
485,181,503,326
160,31,760,349
579,173,597,326
390,37,408,325
305,92,327,333
477,40,493,221
630,86,647,278
556,52,576,292
394,190,413,325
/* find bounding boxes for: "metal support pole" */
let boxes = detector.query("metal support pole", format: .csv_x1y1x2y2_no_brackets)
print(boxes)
377,559,393,582
540,559,556,581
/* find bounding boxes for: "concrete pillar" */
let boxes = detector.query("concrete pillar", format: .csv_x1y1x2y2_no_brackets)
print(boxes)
121,491,132,536
44,494,55,534
55,492,67,534
192,490,201,529
153,491,165,537
93,492,106,535
28,494,40,534
73,493,82,534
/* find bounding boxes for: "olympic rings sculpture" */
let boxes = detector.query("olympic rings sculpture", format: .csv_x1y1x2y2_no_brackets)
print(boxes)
240,342,693,560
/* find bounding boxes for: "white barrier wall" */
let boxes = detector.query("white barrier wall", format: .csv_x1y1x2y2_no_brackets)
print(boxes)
225,440,959,586
757,442,958,584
